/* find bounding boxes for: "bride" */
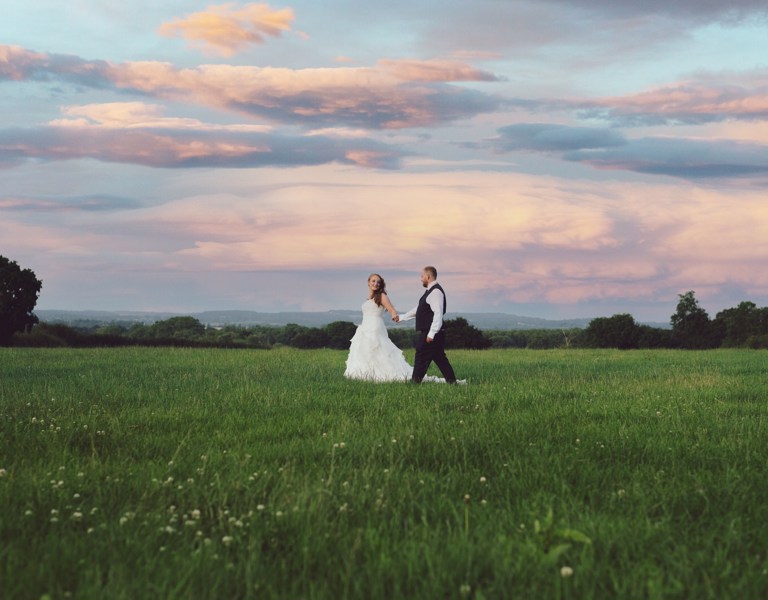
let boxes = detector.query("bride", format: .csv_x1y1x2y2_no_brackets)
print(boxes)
344,273,443,383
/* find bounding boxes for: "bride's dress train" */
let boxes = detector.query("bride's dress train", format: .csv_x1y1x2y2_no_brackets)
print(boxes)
344,299,445,383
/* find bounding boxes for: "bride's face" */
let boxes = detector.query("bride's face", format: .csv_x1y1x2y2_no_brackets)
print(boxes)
368,276,382,292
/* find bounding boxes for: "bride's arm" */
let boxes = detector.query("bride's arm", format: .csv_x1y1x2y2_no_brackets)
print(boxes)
380,293,399,320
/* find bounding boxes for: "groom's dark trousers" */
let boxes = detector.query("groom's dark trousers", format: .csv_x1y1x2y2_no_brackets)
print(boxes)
412,329,456,383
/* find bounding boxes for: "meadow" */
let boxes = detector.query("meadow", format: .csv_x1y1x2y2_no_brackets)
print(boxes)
0,347,766,599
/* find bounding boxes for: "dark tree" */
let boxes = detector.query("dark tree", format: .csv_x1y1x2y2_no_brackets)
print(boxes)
443,317,492,349
323,321,357,350
583,313,642,349
0,256,42,345
714,301,768,347
291,328,329,349
670,291,720,349
149,316,206,340
637,325,674,349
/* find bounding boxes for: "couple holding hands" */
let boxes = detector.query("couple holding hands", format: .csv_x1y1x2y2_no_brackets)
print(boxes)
344,266,462,384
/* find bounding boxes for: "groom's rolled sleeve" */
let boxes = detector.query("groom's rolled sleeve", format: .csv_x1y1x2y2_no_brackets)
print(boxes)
399,307,417,322
427,289,444,338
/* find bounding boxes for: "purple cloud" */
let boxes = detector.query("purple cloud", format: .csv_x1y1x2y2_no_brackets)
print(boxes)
492,123,626,152
489,123,768,180
0,46,503,130
0,125,407,170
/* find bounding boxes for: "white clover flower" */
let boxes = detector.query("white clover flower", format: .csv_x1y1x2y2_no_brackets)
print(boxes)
0,469,6,478
275,511,283,518
560,566,574,578
24,510,33,517
222,536,233,547
191,509,201,520
256,504,265,511
71,512,83,521
480,476,487,484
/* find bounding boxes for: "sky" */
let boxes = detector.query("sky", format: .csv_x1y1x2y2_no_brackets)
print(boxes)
2,1,768,322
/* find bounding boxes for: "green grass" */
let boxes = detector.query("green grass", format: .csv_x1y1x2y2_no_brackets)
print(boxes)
1,347,767,599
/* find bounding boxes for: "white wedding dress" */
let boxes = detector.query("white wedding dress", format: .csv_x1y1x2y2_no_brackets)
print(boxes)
344,299,445,383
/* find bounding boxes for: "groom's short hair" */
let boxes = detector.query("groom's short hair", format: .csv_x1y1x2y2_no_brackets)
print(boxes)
424,265,437,279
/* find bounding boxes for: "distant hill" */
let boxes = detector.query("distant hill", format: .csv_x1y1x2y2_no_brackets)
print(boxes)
35,309,669,330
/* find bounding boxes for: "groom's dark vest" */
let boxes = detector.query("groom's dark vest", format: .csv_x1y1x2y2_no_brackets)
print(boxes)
415,283,446,332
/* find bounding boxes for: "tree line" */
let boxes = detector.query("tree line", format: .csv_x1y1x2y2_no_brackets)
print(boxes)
2,254,767,349
10,316,495,350
9,291,768,350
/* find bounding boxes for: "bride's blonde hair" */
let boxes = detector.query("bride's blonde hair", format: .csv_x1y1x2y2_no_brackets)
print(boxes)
368,273,387,306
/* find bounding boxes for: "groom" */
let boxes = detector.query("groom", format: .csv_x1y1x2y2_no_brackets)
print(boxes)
395,266,458,384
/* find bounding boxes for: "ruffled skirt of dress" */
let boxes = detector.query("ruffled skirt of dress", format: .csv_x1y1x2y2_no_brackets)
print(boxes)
344,322,413,382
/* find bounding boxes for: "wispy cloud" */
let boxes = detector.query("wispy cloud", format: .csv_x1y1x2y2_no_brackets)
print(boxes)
7,166,767,313
0,103,406,169
488,123,768,180
0,194,142,213
50,102,273,132
0,45,502,129
576,70,768,126
158,3,295,56
535,0,768,21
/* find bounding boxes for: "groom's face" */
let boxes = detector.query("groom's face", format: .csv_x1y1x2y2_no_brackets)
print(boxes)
420,270,430,288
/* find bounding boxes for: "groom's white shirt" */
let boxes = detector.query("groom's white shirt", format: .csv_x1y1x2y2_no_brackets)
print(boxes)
399,281,444,339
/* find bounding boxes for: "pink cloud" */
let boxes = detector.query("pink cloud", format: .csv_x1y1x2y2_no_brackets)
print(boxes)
379,59,501,82
1,103,405,169
0,45,502,129
51,102,273,132
158,3,295,56
580,70,768,125
5,165,768,315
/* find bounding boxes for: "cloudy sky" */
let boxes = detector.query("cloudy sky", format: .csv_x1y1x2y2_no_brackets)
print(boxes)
2,1,767,322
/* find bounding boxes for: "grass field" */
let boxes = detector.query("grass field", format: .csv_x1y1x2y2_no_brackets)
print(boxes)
1,347,767,599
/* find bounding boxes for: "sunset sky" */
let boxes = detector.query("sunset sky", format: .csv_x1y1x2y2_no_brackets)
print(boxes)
2,1,768,322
